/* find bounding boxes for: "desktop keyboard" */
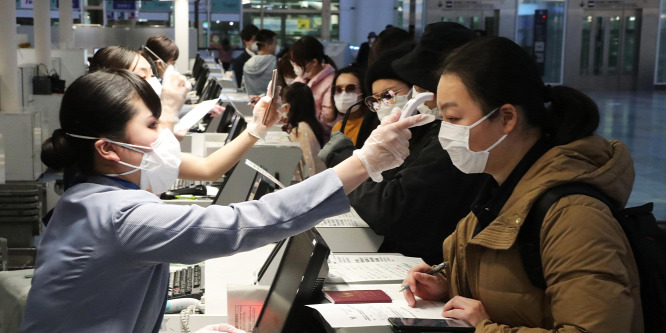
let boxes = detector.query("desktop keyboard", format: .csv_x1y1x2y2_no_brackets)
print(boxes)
168,264,205,300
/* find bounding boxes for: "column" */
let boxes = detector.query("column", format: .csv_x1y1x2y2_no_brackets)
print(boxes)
59,0,74,49
321,0,331,41
34,0,52,69
0,0,19,113
174,0,189,73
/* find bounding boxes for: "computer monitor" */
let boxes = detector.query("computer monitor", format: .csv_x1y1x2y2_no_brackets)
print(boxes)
192,54,203,78
224,112,247,145
194,65,210,97
213,103,236,134
245,167,277,201
255,239,287,286
252,228,330,333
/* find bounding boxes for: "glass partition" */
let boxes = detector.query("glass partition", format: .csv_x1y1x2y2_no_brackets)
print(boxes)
656,0,666,83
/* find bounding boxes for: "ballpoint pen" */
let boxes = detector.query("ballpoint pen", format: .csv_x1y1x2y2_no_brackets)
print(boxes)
398,261,447,292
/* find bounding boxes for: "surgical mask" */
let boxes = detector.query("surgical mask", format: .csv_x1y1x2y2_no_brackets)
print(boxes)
438,108,507,174
292,64,303,77
376,93,408,121
334,92,361,114
68,129,182,194
250,42,259,53
417,103,442,120
410,87,440,119
284,78,295,85
146,76,162,96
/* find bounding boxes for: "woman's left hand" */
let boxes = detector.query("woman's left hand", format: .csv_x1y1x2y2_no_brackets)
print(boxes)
441,296,490,327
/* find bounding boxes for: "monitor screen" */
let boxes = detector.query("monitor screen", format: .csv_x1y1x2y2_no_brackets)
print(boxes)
245,166,276,201
224,112,247,145
253,228,330,333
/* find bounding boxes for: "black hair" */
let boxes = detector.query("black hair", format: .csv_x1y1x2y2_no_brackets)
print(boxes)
137,49,158,77
368,27,412,65
240,24,259,42
440,36,599,146
41,69,162,175
290,36,337,70
281,82,325,148
146,35,179,63
89,46,138,73
331,66,370,114
277,52,296,88
255,29,277,51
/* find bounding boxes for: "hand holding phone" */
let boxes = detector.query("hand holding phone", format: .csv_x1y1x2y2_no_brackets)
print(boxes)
262,69,279,125
388,317,474,332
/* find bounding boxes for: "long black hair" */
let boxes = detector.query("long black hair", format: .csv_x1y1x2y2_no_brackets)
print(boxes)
440,37,599,146
290,36,337,71
41,69,162,175
281,82,326,148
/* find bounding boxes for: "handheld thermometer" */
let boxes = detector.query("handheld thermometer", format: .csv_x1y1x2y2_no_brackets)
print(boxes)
399,92,434,120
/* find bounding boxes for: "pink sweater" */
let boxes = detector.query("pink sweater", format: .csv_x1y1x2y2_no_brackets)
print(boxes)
295,64,340,143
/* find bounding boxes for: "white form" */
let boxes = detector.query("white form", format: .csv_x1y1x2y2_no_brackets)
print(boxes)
327,254,425,283
175,99,219,133
307,299,446,328
318,209,369,228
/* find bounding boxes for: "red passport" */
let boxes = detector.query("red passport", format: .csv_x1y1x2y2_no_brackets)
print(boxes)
324,289,392,304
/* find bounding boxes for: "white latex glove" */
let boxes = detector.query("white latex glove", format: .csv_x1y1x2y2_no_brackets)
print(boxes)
353,108,436,182
246,95,280,140
160,65,192,126
194,323,247,333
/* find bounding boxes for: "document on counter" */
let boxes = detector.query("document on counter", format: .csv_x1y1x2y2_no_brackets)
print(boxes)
307,300,446,328
318,209,369,228
327,254,424,283
174,98,219,133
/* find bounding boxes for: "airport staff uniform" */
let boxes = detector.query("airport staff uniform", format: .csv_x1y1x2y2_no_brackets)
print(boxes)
20,169,348,333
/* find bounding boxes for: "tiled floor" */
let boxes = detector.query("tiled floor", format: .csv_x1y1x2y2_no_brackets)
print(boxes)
585,90,666,221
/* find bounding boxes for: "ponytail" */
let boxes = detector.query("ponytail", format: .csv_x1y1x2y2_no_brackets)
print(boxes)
543,85,599,146
323,55,337,70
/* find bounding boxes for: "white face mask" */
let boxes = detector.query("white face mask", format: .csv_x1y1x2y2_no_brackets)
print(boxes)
250,42,259,53
292,63,303,77
284,78,295,85
438,108,507,174
334,92,361,114
68,129,182,194
417,103,442,120
146,76,162,96
376,93,409,121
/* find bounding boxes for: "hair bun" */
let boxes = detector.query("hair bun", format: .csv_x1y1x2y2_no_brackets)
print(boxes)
41,129,77,170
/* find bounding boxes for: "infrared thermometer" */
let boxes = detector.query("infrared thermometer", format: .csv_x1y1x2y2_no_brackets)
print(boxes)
399,92,434,120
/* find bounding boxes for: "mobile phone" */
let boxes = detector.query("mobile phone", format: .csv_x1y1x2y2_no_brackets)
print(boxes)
388,317,474,332
262,69,279,125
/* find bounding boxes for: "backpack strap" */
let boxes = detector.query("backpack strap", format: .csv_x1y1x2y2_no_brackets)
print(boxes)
519,182,613,289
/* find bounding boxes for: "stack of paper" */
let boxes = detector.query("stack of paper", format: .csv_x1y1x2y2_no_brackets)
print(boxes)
316,209,384,252
327,254,424,284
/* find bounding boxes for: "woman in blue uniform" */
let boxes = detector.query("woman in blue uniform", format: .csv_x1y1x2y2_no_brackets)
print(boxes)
19,69,433,332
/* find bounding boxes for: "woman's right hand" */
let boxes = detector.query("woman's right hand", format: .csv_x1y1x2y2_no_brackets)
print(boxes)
246,96,280,140
402,262,449,307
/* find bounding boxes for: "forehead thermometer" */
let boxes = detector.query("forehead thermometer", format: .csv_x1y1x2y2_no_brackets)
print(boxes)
399,92,434,120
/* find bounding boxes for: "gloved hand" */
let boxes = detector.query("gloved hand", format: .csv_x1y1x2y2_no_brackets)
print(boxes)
246,95,280,140
318,131,354,161
160,65,192,126
353,109,436,182
194,323,247,333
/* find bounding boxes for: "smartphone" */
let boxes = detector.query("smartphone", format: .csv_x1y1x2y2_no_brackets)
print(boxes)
388,317,474,332
262,69,279,125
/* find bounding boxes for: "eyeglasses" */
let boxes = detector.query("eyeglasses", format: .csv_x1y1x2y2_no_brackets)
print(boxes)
365,88,404,112
334,84,361,94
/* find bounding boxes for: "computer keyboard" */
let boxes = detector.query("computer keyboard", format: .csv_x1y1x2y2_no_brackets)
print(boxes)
168,264,205,300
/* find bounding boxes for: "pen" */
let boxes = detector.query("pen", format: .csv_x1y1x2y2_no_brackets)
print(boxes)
398,261,447,292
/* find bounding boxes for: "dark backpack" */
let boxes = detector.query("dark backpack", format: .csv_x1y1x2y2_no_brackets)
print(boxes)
518,182,666,332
